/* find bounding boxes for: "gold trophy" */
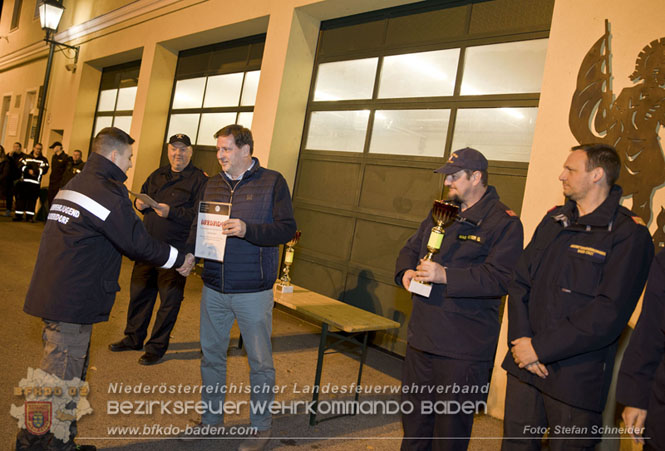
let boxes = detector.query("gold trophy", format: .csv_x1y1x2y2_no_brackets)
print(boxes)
276,230,301,293
408,200,459,298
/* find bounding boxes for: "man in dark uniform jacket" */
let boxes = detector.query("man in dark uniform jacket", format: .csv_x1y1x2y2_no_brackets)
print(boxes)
617,251,665,450
59,149,85,188
502,144,654,451
16,127,193,451
109,133,207,365
395,147,524,451
47,141,71,207
13,142,49,222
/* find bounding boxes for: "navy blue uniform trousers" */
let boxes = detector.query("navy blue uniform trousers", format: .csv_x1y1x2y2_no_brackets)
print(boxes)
123,262,186,356
502,374,602,451
401,346,491,451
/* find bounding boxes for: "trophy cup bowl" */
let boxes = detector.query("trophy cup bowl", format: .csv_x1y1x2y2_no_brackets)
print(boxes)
432,200,459,228
277,230,301,293
408,200,459,298
286,230,302,248
423,200,459,261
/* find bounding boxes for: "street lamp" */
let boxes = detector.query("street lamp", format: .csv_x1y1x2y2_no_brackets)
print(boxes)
34,0,79,143
38,0,65,34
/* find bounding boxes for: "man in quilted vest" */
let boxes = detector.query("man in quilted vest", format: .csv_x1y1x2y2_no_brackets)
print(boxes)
181,124,296,450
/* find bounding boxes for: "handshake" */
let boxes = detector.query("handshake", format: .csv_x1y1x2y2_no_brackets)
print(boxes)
176,253,196,277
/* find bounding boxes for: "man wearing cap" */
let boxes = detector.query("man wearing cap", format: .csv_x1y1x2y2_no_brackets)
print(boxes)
109,134,207,365
395,147,524,451
47,141,71,207
501,144,653,450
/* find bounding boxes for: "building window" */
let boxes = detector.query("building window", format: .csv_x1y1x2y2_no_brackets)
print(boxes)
92,61,141,141
11,0,23,30
369,109,451,156
166,70,259,145
304,37,547,162
163,35,265,175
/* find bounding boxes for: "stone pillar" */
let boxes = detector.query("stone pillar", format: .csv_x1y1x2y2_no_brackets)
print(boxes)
251,7,320,189
127,43,178,191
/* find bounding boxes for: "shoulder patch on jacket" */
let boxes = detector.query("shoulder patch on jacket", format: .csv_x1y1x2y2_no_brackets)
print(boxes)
505,209,517,217
547,205,558,213
631,215,647,226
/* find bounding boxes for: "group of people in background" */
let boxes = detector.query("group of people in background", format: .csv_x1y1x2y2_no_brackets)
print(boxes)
0,141,85,222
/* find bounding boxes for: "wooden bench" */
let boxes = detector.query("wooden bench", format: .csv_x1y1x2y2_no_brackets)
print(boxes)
272,284,401,425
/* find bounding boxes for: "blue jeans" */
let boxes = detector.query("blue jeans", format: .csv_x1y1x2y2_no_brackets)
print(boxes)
200,285,275,430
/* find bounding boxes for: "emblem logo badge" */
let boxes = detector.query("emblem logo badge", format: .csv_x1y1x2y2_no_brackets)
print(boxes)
25,401,51,435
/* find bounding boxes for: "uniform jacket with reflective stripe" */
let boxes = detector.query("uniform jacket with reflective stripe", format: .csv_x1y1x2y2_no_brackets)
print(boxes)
23,152,185,324
395,186,524,361
19,152,49,184
187,157,296,293
503,185,654,412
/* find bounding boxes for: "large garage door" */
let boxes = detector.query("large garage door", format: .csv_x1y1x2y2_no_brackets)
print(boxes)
290,0,554,355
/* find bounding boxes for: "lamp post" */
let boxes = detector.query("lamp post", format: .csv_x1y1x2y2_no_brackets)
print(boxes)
34,0,79,143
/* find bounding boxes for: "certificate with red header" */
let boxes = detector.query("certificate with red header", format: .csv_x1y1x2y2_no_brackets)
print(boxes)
195,201,231,262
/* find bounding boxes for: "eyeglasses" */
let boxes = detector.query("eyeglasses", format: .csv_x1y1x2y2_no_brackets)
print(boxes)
447,171,466,182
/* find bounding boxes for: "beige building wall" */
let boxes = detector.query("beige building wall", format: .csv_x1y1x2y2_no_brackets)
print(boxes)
489,2,664,449
0,59,44,151
1,0,414,192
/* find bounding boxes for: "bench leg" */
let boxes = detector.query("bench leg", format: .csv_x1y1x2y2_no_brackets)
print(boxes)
354,332,370,404
310,322,328,426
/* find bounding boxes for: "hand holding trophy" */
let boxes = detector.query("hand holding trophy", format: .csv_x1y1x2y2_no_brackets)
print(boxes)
276,230,301,293
408,200,459,297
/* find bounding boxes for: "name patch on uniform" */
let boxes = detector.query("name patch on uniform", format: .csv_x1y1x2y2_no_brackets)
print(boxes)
47,213,70,224
458,234,483,243
569,244,606,261
50,203,80,218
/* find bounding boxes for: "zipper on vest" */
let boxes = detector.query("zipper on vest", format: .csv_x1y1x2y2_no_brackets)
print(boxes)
259,248,264,281
220,177,236,292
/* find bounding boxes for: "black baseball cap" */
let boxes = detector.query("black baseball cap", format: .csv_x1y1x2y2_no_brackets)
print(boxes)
168,134,191,148
49,141,63,149
435,147,488,175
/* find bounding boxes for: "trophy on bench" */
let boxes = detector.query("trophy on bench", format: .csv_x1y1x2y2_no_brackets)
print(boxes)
276,230,302,293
